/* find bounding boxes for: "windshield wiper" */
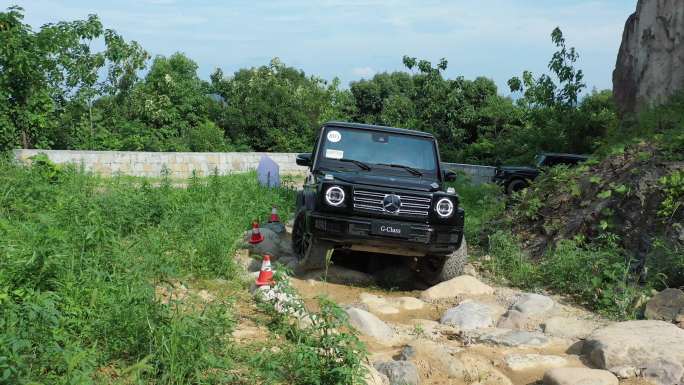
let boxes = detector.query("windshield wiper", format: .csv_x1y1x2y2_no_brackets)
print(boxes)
376,163,423,176
338,158,371,171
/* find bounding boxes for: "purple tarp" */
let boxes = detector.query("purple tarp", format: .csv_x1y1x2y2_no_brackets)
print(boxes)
256,155,280,188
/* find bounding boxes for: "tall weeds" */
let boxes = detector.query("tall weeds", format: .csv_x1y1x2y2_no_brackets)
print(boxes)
0,158,295,384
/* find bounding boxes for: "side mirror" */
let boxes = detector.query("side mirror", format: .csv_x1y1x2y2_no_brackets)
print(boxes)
444,169,457,182
296,153,312,167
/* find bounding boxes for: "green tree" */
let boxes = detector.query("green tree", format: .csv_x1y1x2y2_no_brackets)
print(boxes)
0,6,148,151
506,27,616,156
349,56,522,163
508,27,586,109
210,57,352,152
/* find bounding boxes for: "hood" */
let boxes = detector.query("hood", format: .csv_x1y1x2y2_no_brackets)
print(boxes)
322,170,441,192
498,166,538,174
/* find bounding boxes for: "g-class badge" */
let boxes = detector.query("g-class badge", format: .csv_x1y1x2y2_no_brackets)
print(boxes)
382,194,401,213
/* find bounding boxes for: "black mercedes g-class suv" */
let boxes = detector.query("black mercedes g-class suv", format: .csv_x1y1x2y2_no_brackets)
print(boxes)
293,122,466,283
493,153,589,194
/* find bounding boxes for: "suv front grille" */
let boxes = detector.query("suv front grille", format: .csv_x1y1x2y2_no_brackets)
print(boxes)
353,189,431,217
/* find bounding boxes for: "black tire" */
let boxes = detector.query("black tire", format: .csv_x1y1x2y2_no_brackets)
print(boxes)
506,179,528,194
291,209,330,272
418,238,468,285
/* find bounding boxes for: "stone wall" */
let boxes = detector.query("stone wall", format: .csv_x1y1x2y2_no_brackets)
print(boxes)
442,162,496,185
12,149,496,184
13,149,308,178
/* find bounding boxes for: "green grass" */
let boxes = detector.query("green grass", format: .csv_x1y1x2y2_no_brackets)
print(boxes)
448,175,505,246
451,176,650,319
0,158,304,384
483,230,646,319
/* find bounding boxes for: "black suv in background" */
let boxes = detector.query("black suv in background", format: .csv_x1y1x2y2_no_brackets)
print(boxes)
493,153,589,194
293,122,466,284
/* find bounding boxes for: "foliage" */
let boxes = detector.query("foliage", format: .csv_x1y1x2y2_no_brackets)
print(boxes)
209,58,354,152
349,57,525,163
508,27,585,109
658,170,684,219
0,6,149,150
446,176,505,245
1,5,619,165
484,231,646,319
254,278,368,385
505,28,618,161
602,91,684,162
0,158,299,384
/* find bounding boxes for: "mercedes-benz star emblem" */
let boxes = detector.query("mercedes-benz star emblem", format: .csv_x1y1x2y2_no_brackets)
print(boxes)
382,194,401,213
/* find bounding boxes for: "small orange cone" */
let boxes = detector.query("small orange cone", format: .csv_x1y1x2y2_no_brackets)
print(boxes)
255,254,274,286
268,206,280,223
248,220,264,244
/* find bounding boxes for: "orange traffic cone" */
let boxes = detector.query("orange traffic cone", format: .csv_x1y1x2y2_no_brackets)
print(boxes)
255,254,274,286
248,221,264,244
268,206,280,223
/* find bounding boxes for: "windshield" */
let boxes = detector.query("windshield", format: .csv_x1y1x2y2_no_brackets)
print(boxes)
316,127,439,178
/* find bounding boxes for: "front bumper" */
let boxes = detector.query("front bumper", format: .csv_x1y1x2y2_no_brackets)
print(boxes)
309,210,464,256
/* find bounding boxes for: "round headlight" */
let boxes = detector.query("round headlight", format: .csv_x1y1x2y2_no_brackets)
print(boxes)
325,186,345,206
435,197,454,218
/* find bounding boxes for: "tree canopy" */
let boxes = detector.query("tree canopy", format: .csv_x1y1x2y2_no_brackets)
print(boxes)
0,6,617,164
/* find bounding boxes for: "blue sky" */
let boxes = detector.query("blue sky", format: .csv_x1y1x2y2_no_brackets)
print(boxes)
12,0,635,93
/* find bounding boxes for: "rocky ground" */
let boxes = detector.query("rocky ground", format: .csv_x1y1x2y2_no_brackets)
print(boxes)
236,225,684,385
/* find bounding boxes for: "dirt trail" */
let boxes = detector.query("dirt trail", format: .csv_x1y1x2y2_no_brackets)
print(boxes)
237,223,662,385
287,268,653,385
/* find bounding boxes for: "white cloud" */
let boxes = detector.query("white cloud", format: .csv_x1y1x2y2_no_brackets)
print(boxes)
352,66,376,78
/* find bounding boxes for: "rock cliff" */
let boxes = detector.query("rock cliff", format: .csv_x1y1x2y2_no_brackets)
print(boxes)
613,0,684,115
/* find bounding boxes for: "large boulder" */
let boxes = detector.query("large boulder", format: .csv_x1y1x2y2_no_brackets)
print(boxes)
420,275,494,301
359,293,400,315
511,293,555,316
410,340,465,378
542,317,602,339
583,320,684,385
543,368,618,385
359,293,426,315
645,288,684,322
301,265,376,286
497,309,533,330
364,364,390,385
244,227,294,259
613,0,684,115
478,329,550,347
373,361,420,385
346,307,397,344
504,354,567,372
440,300,495,330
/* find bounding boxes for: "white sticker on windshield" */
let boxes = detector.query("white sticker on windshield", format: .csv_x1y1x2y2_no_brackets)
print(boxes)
325,149,344,159
327,130,342,143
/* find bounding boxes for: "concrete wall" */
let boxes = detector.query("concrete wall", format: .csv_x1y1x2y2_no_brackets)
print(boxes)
13,149,308,178
12,149,496,184
442,162,496,185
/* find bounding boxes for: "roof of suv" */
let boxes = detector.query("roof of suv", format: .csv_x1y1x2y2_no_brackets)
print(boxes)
540,153,590,160
324,121,435,139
